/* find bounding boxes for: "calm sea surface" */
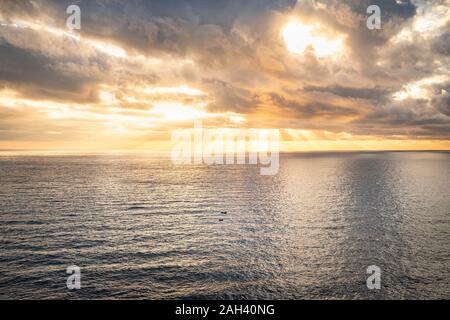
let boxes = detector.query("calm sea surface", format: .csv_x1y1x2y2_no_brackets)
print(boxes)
0,152,449,299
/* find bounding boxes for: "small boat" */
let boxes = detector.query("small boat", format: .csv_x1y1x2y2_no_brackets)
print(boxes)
220,211,227,214
219,218,224,222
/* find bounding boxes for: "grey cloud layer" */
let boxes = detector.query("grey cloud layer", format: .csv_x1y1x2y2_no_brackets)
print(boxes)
0,0,449,140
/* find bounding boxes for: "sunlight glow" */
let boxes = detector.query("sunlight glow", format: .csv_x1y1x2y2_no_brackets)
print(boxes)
282,20,344,58
137,86,205,96
151,102,208,121
99,90,116,103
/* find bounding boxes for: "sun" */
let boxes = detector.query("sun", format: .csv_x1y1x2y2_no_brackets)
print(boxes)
282,21,314,54
282,20,345,58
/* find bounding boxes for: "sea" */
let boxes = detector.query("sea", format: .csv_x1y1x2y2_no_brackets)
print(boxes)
0,151,449,299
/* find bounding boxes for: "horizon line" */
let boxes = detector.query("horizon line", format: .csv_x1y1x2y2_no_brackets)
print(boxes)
1,149,449,155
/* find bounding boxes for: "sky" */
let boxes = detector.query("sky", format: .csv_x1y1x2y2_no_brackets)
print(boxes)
0,0,449,152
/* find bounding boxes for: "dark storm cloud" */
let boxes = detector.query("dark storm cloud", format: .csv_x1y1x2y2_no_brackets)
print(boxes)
202,78,258,113
351,97,450,138
0,42,102,102
268,93,360,118
350,0,416,19
303,85,392,101
30,0,296,59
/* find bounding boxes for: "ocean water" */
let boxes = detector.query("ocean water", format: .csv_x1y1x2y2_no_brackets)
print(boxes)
0,151,449,299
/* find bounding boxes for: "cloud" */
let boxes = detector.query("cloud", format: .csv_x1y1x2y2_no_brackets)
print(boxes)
303,85,392,100
432,29,450,55
431,89,450,117
0,0,449,150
